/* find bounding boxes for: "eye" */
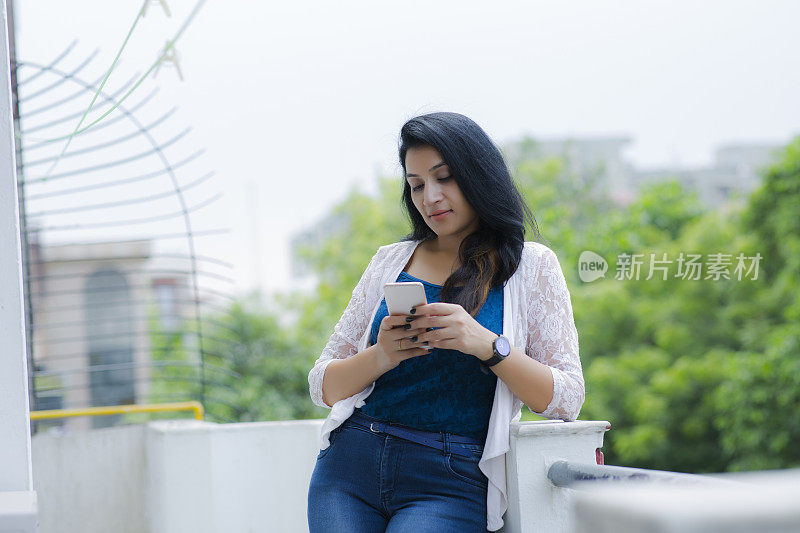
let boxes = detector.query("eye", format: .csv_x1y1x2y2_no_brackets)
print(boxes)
410,176,451,193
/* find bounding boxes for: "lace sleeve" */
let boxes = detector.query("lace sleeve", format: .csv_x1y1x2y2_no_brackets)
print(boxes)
307,250,382,409
525,246,585,421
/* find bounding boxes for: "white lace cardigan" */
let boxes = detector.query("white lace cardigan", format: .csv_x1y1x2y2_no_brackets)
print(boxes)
307,239,584,531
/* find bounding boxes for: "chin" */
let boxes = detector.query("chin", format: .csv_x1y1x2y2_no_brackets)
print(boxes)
427,228,443,237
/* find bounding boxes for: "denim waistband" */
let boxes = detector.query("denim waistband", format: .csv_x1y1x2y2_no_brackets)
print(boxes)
345,410,483,458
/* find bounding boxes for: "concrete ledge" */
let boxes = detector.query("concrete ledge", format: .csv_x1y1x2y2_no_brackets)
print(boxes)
146,418,318,435
0,491,38,533
511,420,611,437
571,469,800,533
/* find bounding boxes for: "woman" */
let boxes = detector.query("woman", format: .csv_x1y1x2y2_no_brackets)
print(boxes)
307,112,584,532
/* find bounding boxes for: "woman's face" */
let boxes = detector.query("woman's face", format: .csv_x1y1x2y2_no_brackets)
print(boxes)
405,145,480,242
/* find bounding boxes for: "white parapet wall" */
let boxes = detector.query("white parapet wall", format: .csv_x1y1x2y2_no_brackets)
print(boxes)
32,419,324,533
144,419,322,533
571,469,800,532
0,492,38,533
502,420,610,532
32,425,147,533
31,417,610,533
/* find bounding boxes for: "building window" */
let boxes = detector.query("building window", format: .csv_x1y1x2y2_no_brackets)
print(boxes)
153,279,181,331
84,269,135,428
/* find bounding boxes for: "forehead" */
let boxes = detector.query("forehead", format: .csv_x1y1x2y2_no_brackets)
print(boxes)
405,145,447,174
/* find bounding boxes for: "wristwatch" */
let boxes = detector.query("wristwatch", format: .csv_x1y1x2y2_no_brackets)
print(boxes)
479,335,511,374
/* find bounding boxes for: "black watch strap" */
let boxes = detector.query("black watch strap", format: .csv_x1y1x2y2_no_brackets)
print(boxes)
479,335,510,373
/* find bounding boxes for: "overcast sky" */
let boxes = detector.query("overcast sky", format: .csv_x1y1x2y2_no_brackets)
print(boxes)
14,0,800,298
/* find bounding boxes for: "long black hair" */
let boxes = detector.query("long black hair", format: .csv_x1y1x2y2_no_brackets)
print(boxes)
398,112,543,316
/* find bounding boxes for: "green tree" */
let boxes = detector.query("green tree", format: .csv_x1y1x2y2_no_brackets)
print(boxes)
713,324,800,471
580,137,800,472
146,295,316,423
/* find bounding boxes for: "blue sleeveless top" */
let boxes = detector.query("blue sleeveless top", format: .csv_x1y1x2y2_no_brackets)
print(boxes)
356,271,503,442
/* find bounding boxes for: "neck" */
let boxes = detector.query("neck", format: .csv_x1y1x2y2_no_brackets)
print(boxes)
427,225,475,260
428,234,462,257
424,220,481,263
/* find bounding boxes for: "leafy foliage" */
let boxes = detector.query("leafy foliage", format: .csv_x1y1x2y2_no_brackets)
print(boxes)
579,137,800,472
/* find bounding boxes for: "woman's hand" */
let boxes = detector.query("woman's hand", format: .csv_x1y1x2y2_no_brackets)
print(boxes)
412,303,498,360
374,314,433,371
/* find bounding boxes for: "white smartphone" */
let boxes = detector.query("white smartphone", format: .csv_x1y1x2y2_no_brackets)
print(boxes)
384,282,427,315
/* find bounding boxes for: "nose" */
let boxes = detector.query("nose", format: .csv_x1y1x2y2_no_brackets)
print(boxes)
423,179,443,207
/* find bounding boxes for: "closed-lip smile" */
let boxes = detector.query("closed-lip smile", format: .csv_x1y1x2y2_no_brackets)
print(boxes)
429,210,452,217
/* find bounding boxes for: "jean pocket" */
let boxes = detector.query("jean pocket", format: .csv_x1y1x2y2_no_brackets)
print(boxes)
444,452,488,489
316,425,343,460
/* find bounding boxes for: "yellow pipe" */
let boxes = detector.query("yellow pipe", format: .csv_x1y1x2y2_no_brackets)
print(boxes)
30,401,204,421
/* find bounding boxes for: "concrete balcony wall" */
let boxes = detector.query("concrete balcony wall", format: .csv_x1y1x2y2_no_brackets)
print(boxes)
145,420,322,533
571,469,800,532
31,418,610,533
32,424,147,533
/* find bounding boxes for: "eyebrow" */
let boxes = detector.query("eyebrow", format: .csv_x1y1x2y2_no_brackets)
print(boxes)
406,161,448,178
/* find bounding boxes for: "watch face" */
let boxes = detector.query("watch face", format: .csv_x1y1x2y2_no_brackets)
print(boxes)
495,336,511,356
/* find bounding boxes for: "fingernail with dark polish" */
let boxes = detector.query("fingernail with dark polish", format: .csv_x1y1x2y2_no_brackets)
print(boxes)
410,307,416,315
406,316,414,323
423,341,429,346
426,328,433,332
411,336,418,342
403,324,411,330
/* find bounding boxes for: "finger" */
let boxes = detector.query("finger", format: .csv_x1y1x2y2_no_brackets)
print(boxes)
395,336,427,351
394,315,422,329
407,316,444,330
381,315,412,330
392,335,426,348
380,315,397,331
419,328,457,343
414,303,456,316
406,332,430,345
427,339,456,350
400,347,434,359
385,327,426,342
399,317,422,330
397,334,433,350
393,338,428,355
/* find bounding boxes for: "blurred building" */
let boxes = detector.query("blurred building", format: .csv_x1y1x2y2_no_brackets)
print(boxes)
504,136,784,208
631,143,782,207
29,238,191,431
503,136,637,205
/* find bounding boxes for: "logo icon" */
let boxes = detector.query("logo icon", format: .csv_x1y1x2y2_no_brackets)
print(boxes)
578,251,608,282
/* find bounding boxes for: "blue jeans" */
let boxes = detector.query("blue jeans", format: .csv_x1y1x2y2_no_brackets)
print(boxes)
308,412,490,532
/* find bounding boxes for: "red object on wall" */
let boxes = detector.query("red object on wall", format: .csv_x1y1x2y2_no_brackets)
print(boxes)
596,448,604,465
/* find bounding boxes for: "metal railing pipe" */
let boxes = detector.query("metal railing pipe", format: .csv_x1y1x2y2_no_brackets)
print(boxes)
547,460,724,488
30,401,204,422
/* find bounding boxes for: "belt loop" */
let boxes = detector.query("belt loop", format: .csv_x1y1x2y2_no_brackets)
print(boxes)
442,431,450,456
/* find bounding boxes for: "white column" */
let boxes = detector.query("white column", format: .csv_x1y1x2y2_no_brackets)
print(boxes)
502,420,610,533
0,0,33,493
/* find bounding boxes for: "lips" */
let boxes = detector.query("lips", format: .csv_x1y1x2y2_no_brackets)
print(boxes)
429,210,452,217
